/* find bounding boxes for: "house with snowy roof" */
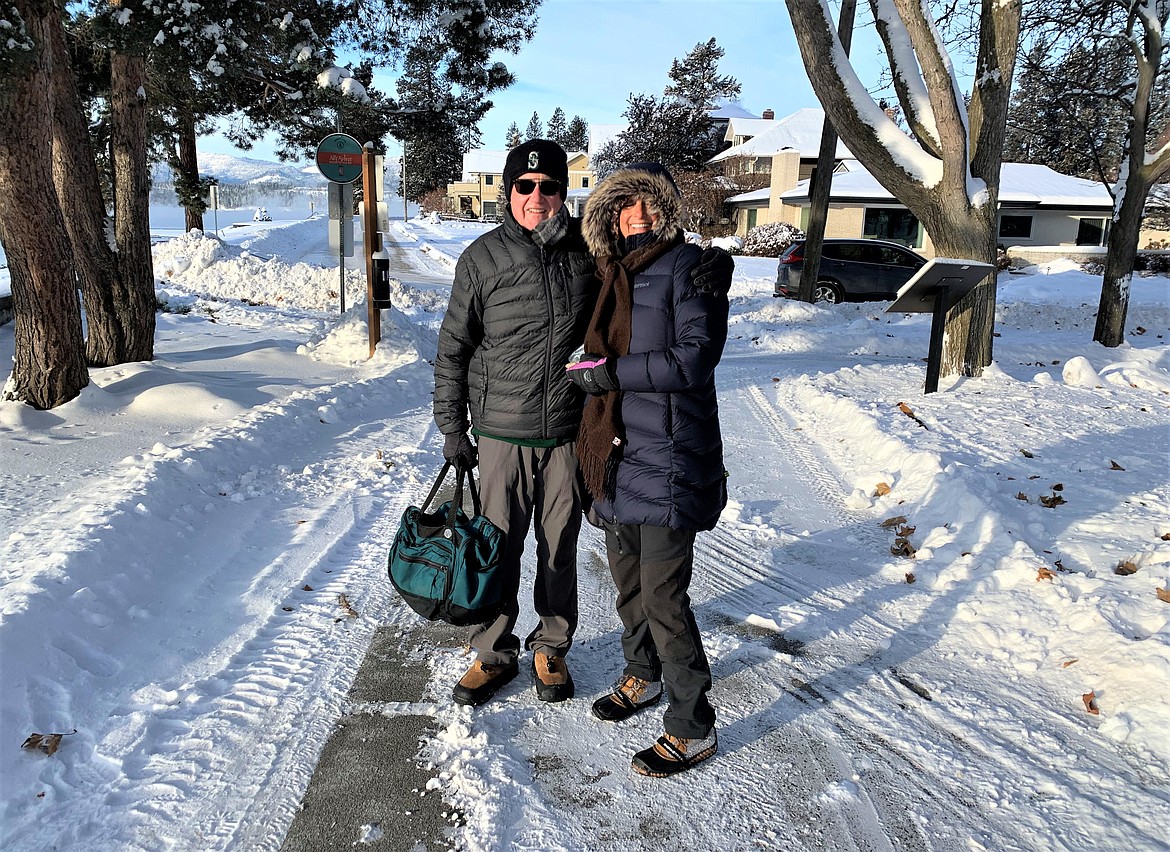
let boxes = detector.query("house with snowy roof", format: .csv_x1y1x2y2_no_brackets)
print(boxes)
445,149,594,220
715,110,1116,260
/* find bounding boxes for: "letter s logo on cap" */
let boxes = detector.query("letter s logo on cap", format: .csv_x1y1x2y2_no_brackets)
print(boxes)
528,151,540,170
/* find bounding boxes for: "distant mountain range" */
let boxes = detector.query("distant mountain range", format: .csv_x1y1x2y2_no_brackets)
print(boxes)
152,152,326,187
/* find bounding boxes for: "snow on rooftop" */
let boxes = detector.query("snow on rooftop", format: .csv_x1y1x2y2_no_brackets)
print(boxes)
710,108,853,162
460,149,509,179
708,98,759,120
776,162,1114,207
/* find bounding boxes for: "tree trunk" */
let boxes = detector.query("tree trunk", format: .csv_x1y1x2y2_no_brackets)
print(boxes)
0,0,89,408
176,109,205,233
1094,172,1147,346
109,49,156,362
923,202,999,377
48,11,129,367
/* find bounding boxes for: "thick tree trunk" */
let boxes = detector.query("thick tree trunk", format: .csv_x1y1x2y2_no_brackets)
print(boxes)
48,12,129,366
923,201,999,377
109,50,156,362
1094,173,1147,346
176,110,205,233
0,0,89,408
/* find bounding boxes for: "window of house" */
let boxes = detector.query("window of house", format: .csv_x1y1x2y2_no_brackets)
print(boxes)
581,176,589,188
484,174,494,185
746,208,758,229
1076,218,1109,247
863,208,922,247
998,215,1032,239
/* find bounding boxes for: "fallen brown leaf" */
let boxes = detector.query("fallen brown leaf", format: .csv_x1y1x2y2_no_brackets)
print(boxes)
1051,483,1064,492
1061,658,1078,668
1157,588,1170,604
1161,533,1170,542
21,729,75,757
1082,691,1100,715
896,525,916,537
874,482,892,497
1019,448,1035,458
905,572,916,584
1037,566,1056,582
1039,493,1067,508
880,515,908,528
302,584,314,591
1113,561,1138,576
897,402,928,428
338,593,360,618
891,537,917,558
1109,460,1125,471
1016,492,1029,502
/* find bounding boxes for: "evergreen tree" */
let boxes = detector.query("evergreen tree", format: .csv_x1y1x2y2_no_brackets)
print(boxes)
593,39,736,177
546,107,567,145
505,122,522,148
664,37,741,109
525,111,543,140
563,115,589,151
395,40,493,200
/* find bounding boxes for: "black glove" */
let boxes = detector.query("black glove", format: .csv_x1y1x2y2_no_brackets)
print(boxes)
443,431,478,469
566,356,619,395
691,246,735,296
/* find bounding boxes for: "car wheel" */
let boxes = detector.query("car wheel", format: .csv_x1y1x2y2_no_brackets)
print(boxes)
814,281,845,304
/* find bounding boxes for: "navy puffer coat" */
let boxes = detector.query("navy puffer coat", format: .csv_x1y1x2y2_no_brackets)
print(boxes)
581,166,729,531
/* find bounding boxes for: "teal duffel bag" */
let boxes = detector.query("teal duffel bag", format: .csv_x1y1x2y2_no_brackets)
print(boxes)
388,460,505,626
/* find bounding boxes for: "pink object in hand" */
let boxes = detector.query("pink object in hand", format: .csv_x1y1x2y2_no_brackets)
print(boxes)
566,358,606,371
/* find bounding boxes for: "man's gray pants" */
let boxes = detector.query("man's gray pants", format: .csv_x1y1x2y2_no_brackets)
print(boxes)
603,522,716,739
469,437,582,666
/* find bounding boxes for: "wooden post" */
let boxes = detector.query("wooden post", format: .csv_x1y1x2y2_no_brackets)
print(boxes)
362,144,381,359
798,0,856,303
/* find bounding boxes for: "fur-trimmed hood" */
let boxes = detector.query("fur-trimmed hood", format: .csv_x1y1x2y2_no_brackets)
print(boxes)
582,164,683,258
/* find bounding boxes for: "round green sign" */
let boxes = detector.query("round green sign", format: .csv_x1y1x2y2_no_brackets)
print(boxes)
315,133,363,184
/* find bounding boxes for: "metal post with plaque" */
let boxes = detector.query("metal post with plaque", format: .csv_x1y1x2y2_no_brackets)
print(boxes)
327,183,354,312
887,258,995,394
316,133,363,315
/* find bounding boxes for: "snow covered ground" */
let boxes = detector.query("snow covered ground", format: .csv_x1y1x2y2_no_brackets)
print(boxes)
1,211,1168,851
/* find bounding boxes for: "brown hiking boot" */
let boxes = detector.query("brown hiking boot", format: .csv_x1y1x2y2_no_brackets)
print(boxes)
451,659,518,707
591,674,663,722
532,651,574,702
631,729,718,777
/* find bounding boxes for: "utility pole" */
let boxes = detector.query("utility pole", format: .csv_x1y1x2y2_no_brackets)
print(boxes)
798,0,856,303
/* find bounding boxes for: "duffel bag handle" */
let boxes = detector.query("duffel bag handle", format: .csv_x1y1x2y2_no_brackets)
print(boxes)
419,460,482,520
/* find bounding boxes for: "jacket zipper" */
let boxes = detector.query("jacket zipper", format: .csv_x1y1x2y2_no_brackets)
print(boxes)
540,246,553,436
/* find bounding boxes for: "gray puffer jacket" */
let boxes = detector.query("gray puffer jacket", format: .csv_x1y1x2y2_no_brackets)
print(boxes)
433,206,597,441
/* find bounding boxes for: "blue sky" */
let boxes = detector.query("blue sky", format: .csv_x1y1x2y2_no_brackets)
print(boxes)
201,0,892,162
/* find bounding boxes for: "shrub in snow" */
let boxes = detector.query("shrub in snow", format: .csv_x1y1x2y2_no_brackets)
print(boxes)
741,222,805,257
709,235,744,253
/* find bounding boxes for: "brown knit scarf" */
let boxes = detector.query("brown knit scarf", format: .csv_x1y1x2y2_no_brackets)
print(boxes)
576,234,681,501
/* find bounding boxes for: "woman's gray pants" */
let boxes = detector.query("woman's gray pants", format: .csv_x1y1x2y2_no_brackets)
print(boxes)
603,522,716,739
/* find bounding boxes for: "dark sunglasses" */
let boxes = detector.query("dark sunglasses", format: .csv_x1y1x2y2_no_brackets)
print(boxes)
513,178,563,196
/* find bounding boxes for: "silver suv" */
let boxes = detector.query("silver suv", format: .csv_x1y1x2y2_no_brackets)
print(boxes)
775,238,927,304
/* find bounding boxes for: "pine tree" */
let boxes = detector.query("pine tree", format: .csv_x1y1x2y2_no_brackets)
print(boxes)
664,38,741,109
525,111,543,140
546,107,567,145
563,115,589,151
505,122,522,148
394,38,499,200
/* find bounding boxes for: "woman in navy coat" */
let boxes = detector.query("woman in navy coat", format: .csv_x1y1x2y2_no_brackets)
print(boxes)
567,162,730,777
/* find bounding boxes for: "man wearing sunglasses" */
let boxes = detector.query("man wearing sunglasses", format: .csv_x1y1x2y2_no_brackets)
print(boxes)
434,139,733,708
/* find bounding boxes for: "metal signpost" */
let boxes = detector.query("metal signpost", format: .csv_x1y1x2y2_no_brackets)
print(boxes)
327,183,354,312
316,133,362,316
887,258,996,394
